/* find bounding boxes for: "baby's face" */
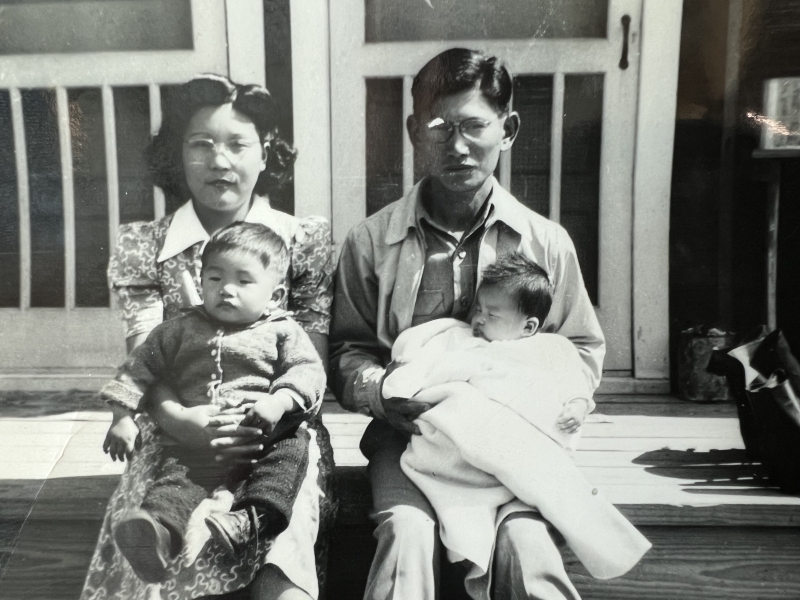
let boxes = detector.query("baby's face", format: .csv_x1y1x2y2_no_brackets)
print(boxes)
471,285,538,342
201,251,283,325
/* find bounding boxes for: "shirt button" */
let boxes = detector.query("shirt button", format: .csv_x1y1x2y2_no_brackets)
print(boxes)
592,488,598,496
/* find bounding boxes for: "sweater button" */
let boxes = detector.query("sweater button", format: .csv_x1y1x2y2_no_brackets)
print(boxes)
211,374,217,380
211,349,217,356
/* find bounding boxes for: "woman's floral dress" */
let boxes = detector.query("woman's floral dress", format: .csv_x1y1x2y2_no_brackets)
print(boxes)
80,198,336,600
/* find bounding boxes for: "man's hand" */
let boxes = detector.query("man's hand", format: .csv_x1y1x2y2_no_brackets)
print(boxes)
380,396,431,436
379,361,430,435
557,398,590,434
103,408,141,462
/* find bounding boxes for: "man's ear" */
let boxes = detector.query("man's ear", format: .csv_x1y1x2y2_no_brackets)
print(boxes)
522,316,539,337
268,284,287,308
407,114,422,147
500,111,521,151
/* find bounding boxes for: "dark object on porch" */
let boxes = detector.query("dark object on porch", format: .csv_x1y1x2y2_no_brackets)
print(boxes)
678,326,736,402
728,328,800,493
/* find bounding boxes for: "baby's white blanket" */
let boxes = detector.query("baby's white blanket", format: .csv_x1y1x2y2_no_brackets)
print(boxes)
384,319,651,589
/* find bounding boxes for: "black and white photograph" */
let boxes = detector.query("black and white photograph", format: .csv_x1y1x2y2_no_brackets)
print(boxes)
0,1,799,599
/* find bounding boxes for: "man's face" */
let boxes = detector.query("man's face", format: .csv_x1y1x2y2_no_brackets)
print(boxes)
410,86,517,195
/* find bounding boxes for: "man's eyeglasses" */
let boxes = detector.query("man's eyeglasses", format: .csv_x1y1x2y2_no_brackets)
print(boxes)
423,116,502,144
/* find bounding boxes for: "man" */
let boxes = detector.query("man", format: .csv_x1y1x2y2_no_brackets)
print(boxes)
330,48,605,600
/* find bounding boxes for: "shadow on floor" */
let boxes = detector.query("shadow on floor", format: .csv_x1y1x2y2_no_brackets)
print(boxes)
0,390,107,419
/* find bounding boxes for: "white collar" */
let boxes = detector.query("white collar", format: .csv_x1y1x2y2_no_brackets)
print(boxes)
157,197,276,262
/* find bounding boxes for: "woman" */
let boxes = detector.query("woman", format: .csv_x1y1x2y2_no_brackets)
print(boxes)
81,75,335,600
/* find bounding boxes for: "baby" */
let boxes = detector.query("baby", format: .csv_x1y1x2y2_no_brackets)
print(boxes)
385,252,595,449
99,222,325,583
384,252,650,584
470,252,592,436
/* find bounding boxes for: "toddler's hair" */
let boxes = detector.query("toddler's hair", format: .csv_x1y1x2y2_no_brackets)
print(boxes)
202,222,289,275
480,252,553,322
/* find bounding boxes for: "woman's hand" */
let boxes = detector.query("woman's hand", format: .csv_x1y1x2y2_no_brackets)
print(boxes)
148,385,264,461
207,405,268,464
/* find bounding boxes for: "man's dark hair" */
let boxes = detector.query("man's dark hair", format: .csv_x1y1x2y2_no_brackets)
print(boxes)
412,48,513,117
480,252,553,322
147,74,297,203
202,222,289,275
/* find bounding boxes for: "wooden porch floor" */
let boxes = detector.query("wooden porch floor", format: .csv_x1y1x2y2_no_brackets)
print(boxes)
1,392,799,599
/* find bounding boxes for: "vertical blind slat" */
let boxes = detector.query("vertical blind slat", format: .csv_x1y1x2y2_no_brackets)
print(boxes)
102,85,120,309
402,76,414,195
549,72,565,223
10,88,31,310
149,83,166,219
56,87,76,309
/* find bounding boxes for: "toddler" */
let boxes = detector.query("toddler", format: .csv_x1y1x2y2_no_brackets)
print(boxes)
99,222,325,583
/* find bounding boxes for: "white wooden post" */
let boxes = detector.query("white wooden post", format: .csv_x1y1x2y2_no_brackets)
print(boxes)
631,0,682,380
56,87,76,310
225,0,267,87
290,0,332,221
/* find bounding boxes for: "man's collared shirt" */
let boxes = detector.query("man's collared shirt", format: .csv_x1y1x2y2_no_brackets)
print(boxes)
330,177,606,419
412,189,493,326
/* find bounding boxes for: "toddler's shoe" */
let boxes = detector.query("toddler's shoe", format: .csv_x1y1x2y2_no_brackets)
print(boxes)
205,506,260,555
114,509,173,583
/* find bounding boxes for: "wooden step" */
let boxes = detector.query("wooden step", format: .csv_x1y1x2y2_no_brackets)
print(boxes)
0,392,799,600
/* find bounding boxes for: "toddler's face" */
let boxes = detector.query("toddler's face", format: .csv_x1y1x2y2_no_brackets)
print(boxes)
201,251,283,325
471,285,538,342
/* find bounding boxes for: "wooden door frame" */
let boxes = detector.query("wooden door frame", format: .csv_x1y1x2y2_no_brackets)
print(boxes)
0,0,267,391
292,0,681,391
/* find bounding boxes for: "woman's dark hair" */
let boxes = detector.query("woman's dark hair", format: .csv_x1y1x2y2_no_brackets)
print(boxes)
412,48,513,117
480,252,553,323
147,74,297,201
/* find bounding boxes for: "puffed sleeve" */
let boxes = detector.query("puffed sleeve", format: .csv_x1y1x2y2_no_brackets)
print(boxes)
287,216,334,335
107,222,165,340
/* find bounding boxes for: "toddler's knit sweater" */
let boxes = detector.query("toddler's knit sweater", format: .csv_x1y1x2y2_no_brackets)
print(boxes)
100,307,325,416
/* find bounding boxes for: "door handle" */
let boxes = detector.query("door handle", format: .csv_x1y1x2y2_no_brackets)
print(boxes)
619,14,631,70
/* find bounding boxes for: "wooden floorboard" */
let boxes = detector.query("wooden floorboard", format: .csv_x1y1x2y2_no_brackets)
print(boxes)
2,392,800,599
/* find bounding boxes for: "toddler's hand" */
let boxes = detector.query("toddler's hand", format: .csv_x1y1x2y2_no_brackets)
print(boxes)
557,398,590,434
103,411,141,462
241,391,297,435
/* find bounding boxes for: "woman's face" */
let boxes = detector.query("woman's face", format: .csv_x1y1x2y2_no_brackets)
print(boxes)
183,103,267,215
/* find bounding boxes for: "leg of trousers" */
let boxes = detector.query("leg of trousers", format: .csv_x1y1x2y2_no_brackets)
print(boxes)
492,512,581,600
141,448,225,544
363,424,441,600
233,426,311,538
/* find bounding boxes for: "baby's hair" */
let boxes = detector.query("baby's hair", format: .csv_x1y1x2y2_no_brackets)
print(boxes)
202,222,289,276
480,252,553,322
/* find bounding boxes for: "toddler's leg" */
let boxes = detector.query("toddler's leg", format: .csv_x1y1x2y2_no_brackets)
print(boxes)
238,425,311,534
206,426,311,553
141,450,216,539
116,448,220,582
